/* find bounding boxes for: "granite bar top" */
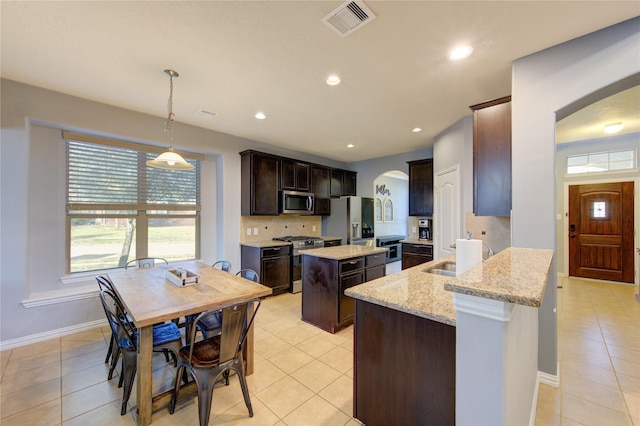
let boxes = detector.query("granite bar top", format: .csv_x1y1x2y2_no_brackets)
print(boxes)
444,247,554,307
345,255,457,326
345,247,553,326
240,240,292,248
302,244,388,260
322,236,342,242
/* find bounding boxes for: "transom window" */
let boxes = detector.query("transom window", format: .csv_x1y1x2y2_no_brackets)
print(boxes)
65,133,201,273
567,149,636,174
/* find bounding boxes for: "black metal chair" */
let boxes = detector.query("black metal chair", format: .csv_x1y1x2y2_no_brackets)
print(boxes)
99,289,183,415
169,299,261,426
125,257,168,269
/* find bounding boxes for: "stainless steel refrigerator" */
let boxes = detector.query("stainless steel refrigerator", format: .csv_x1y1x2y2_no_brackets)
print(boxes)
322,196,374,245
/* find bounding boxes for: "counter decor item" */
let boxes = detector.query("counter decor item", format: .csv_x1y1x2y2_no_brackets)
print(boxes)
166,268,200,287
455,238,483,276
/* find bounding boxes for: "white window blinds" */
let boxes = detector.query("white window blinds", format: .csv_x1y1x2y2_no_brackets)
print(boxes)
66,136,200,212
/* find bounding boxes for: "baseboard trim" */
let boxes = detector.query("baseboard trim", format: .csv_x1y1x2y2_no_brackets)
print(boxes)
529,365,560,426
0,319,106,351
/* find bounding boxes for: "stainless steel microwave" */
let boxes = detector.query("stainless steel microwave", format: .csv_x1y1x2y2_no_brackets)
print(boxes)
280,190,314,215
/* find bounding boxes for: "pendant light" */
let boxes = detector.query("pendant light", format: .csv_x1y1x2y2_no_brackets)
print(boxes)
146,69,194,171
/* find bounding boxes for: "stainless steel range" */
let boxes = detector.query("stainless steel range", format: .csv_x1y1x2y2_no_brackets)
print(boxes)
273,236,324,293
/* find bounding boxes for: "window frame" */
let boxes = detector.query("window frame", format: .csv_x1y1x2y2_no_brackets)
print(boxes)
64,132,203,274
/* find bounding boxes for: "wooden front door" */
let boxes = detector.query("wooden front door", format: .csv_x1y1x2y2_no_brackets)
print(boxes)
569,182,634,283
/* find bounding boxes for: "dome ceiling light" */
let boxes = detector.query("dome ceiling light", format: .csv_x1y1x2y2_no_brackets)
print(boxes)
146,69,194,171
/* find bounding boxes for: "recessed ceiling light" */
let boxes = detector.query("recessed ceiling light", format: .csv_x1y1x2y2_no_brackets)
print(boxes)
447,45,473,61
346,144,354,148
412,127,422,133
326,75,341,86
254,112,266,120
603,122,623,134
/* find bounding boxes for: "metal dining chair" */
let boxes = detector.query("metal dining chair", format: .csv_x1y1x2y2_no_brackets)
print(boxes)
169,298,262,426
99,289,183,415
235,268,260,282
212,260,232,272
125,257,168,269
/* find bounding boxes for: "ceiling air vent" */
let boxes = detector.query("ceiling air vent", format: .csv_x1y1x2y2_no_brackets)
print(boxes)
322,0,376,38
195,109,217,120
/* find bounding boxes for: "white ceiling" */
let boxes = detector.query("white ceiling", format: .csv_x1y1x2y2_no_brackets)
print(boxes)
1,1,638,162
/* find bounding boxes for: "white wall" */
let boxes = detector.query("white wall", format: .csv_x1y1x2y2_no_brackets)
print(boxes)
372,173,409,237
511,16,640,375
433,115,474,237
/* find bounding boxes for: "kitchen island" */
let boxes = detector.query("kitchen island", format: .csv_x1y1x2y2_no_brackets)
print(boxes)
301,244,387,333
346,247,553,426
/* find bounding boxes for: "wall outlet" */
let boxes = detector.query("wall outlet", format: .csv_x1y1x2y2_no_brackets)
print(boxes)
253,227,259,235
246,228,252,236
412,226,416,233
312,225,316,232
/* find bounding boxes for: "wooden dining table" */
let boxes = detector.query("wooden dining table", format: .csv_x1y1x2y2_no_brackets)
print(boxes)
108,261,272,426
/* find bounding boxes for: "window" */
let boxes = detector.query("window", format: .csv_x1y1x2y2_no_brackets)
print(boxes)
65,133,201,273
567,149,636,174
383,198,394,222
375,198,383,222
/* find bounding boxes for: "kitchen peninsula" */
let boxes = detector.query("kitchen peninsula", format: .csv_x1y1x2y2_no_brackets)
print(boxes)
301,244,388,333
346,247,553,426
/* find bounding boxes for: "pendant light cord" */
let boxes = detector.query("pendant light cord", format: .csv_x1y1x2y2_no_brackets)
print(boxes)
165,72,175,147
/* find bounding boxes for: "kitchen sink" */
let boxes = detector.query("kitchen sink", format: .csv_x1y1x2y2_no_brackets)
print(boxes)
424,261,457,277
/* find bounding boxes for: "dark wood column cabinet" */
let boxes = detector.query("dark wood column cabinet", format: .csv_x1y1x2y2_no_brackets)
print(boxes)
408,159,433,216
302,251,385,333
281,159,311,192
240,150,280,216
401,242,433,270
241,244,291,296
311,166,331,215
353,299,456,425
470,96,512,217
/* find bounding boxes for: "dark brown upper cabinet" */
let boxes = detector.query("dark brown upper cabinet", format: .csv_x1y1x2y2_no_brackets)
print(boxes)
343,170,357,196
330,169,357,197
311,166,331,215
408,159,433,217
240,150,280,216
281,159,311,192
470,96,512,217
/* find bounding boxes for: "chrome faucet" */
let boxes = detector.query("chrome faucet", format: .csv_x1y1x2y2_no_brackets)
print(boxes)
484,246,495,260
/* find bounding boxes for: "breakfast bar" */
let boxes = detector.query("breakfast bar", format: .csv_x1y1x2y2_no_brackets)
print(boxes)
346,247,553,426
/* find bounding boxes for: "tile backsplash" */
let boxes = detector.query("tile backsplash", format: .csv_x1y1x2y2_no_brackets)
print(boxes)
240,216,322,243
464,211,511,256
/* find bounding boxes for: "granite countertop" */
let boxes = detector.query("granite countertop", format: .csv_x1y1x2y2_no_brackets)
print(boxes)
345,247,554,326
302,244,388,260
444,247,554,307
345,255,457,326
240,240,292,248
401,238,434,245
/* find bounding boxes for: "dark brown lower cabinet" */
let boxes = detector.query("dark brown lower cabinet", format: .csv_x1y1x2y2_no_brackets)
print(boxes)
401,242,433,270
241,245,291,296
353,299,456,425
302,252,385,333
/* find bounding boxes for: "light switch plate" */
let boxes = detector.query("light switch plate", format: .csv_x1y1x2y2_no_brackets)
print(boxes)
246,228,251,236
312,225,317,232
253,227,259,235
412,226,416,233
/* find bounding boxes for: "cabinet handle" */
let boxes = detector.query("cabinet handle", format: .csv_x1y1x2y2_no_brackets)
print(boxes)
349,261,357,264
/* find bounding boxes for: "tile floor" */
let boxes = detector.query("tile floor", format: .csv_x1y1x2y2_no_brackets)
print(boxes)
1,272,638,425
534,276,640,425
